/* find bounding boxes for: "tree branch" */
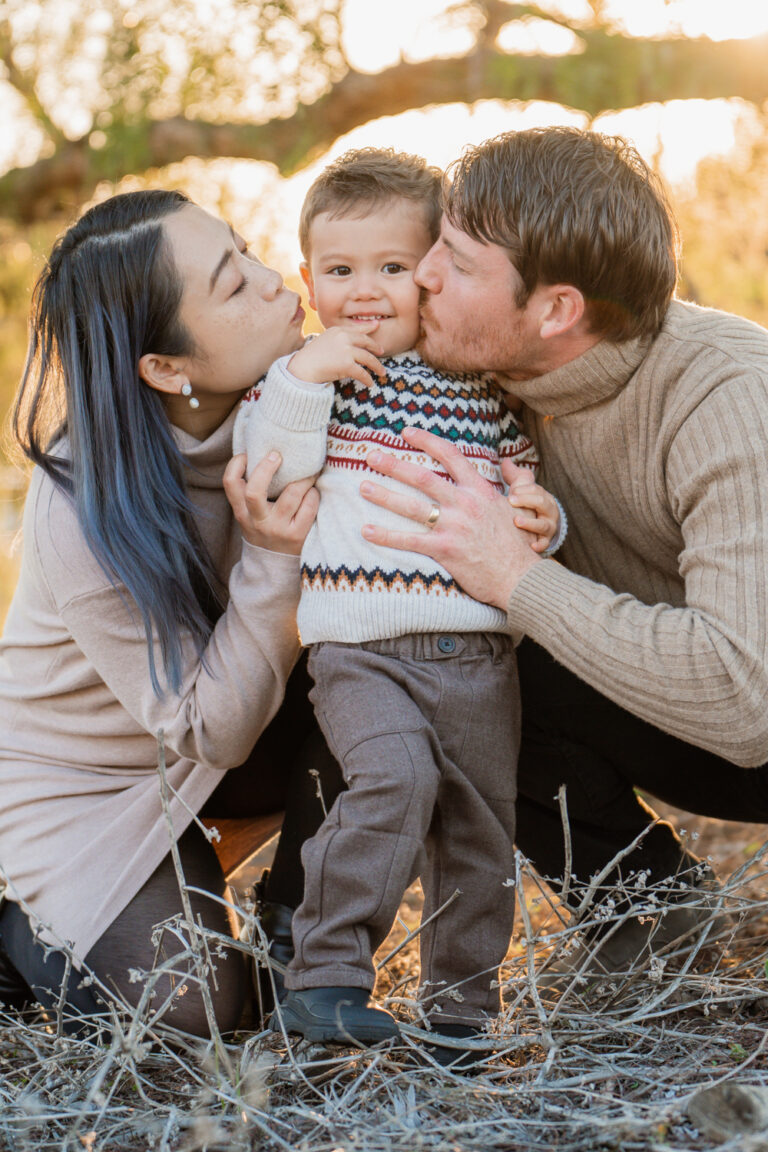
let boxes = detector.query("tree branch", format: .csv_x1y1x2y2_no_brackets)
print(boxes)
1,30,767,223
0,18,67,150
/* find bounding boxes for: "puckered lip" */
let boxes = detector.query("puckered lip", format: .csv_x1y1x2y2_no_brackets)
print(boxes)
292,301,305,323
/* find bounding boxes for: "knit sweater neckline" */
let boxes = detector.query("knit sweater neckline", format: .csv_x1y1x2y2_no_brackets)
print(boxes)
172,405,238,490
509,332,653,417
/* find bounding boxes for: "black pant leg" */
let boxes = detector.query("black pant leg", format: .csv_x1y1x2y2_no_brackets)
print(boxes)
0,824,246,1038
0,898,103,1030
515,638,768,892
202,651,346,908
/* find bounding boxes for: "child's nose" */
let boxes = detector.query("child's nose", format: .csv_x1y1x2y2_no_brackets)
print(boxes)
352,274,381,299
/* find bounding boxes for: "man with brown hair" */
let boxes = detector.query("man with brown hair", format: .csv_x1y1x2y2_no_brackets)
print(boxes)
360,125,768,979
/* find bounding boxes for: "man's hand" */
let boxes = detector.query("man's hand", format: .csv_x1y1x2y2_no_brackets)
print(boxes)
359,427,541,610
288,325,386,389
225,451,319,554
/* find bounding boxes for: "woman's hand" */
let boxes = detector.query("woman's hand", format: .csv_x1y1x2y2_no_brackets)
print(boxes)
359,427,541,610
224,450,319,554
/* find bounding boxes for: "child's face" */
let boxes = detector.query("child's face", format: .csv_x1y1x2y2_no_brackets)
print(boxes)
301,198,432,357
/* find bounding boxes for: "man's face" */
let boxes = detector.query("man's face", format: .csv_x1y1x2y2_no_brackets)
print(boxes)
415,215,546,383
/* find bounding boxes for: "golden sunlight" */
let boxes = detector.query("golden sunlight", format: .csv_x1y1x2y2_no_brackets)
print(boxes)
608,0,768,40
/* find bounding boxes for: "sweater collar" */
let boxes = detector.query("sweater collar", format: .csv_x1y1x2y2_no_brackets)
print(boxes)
510,333,652,416
172,406,238,490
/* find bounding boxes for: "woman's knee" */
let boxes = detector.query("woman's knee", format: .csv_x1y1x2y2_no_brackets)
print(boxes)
85,822,246,1036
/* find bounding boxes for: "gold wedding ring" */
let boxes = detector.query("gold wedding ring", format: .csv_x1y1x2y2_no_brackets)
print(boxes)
425,502,441,529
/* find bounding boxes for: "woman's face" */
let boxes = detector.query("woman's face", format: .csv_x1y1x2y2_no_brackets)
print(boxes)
162,204,306,396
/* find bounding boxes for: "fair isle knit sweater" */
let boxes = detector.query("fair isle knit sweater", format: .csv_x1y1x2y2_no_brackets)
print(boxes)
506,300,768,768
233,350,540,644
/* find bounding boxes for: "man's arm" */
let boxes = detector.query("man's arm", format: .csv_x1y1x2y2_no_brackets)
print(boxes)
361,397,768,767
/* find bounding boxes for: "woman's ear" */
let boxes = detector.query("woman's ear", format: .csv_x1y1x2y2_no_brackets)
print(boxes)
299,262,317,312
138,353,189,396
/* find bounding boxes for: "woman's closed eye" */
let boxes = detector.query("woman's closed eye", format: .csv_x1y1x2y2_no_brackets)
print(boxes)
230,240,259,293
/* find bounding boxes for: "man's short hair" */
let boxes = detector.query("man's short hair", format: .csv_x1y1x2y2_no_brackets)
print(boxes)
445,127,679,342
299,147,443,259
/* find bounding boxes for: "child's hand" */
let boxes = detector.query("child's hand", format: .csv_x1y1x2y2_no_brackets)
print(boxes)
503,463,561,553
289,325,386,389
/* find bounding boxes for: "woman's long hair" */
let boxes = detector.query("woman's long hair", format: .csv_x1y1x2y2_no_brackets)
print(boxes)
13,189,224,695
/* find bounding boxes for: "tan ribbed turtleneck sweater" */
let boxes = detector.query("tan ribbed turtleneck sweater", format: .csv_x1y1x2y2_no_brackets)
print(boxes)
507,300,768,768
0,409,302,958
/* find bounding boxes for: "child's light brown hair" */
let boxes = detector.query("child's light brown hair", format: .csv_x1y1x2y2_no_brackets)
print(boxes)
299,147,443,260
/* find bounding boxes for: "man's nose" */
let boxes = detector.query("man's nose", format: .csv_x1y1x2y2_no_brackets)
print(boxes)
415,246,441,293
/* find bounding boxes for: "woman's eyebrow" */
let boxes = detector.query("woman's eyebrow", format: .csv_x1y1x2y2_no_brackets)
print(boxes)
209,225,237,294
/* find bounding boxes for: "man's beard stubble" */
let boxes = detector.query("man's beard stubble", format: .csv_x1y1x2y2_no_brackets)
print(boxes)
417,289,540,385
415,291,470,374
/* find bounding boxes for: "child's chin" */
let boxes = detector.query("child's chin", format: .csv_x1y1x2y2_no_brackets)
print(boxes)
377,332,416,357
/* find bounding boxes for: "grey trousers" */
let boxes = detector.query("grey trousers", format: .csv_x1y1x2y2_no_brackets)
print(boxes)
286,632,520,1026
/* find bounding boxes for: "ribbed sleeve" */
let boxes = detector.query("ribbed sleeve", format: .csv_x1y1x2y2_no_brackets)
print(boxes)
508,301,768,767
233,354,334,497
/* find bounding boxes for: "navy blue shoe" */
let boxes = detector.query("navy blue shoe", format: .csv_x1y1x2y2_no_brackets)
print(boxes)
271,986,400,1046
422,1022,485,1071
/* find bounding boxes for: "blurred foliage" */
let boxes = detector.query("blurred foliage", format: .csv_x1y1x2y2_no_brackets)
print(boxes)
1,0,767,220
1,0,346,132
0,219,55,431
676,112,768,327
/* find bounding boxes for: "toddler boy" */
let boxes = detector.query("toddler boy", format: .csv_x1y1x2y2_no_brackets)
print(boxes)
233,148,564,1063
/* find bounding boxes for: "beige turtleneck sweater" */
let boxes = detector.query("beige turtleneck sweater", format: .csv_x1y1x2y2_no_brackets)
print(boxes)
507,300,768,768
0,410,302,959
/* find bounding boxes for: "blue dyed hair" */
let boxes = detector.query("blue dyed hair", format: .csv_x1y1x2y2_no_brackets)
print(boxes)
13,189,224,695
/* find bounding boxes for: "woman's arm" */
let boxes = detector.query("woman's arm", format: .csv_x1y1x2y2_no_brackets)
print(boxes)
33,456,316,772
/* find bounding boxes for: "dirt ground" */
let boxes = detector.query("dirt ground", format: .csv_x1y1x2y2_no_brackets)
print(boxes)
4,798,768,1152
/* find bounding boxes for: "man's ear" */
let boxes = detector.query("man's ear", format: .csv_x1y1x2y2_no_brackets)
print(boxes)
299,262,317,312
537,285,586,340
138,353,189,396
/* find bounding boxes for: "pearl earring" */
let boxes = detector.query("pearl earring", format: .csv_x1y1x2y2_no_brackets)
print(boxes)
181,382,199,410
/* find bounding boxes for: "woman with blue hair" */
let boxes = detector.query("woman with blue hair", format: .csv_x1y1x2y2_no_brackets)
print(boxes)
0,190,342,1036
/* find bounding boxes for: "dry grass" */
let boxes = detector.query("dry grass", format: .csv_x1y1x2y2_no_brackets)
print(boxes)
2,784,768,1151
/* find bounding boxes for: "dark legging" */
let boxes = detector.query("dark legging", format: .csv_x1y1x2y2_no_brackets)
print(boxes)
515,638,768,901
0,654,345,1036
